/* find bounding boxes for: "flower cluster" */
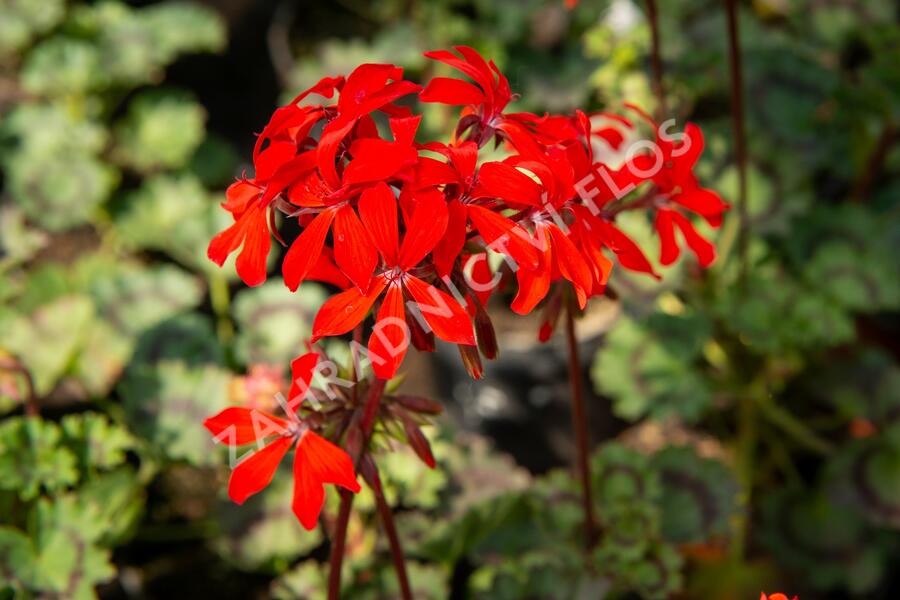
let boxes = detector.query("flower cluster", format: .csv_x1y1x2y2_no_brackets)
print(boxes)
205,46,728,527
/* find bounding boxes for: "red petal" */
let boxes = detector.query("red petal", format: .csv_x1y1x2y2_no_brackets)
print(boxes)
673,186,729,219
208,204,270,287
510,230,552,314
311,276,388,341
369,283,408,379
671,211,716,267
358,182,399,265
292,431,361,530
255,141,296,181
222,180,261,213
431,200,468,277
228,435,293,504
288,352,320,407
548,224,591,309
473,162,544,207
399,193,449,269
599,221,659,278
204,407,289,446
420,77,486,105
404,276,475,345
333,205,377,293
343,138,418,186
655,209,680,266
282,208,336,291
467,204,539,270
306,246,352,289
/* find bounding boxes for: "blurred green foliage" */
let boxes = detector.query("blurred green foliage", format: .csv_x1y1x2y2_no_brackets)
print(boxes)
0,0,898,598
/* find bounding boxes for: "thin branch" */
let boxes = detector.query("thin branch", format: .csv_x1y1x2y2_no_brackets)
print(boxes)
0,356,37,417
724,0,749,279
365,461,413,600
564,300,597,549
327,490,354,600
645,0,667,120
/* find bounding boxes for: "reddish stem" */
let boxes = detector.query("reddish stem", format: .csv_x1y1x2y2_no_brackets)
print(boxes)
327,377,389,600
645,0,667,120
0,357,37,417
724,0,749,276
327,490,354,600
369,465,413,600
564,301,597,549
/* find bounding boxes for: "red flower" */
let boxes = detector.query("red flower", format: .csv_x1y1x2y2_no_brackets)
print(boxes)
203,353,361,530
311,183,475,379
416,141,540,278
281,116,421,295
761,594,797,600
207,65,420,288
626,105,729,267
420,46,513,145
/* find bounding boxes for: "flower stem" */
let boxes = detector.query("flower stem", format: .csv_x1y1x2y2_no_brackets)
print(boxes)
724,0,749,280
564,300,597,549
645,0,667,120
327,377,389,600
208,271,234,343
368,463,413,600
327,490,354,600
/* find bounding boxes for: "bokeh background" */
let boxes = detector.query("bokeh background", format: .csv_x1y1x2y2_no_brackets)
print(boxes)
1,0,898,598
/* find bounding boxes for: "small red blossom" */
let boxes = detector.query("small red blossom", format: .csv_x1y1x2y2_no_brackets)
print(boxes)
204,353,361,530
311,183,475,379
761,593,798,600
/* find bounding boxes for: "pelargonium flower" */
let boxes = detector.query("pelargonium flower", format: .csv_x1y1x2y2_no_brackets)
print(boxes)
311,182,475,379
626,105,730,267
203,353,360,530
207,64,421,288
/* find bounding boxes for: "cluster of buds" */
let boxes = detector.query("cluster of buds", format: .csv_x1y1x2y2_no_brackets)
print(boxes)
204,46,728,528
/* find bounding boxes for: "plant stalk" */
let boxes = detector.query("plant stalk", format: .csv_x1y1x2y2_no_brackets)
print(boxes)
645,0,667,120
370,466,413,600
327,377,389,600
327,490,354,600
564,301,597,549
724,0,749,280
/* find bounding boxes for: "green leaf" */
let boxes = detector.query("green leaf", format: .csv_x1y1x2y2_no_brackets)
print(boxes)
120,360,230,465
591,314,713,423
113,90,207,172
214,473,322,571
31,495,116,598
0,0,65,56
233,282,328,366
60,413,134,472
2,295,94,396
651,446,739,544
0,417,78,500
0,526,37,591
87,264,203,337
115,174,236,275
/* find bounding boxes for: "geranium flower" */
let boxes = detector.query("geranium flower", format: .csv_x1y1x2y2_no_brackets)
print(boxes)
420,46,513,144
281,116,421,294
626,105,729,267
416,141,540,278
311,182,475,379
207,65,420,289
761,594,797,600
203,353,360,530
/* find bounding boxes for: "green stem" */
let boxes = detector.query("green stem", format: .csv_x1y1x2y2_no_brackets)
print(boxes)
756,394,834,456
208,272,233,343
731,384,758,561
